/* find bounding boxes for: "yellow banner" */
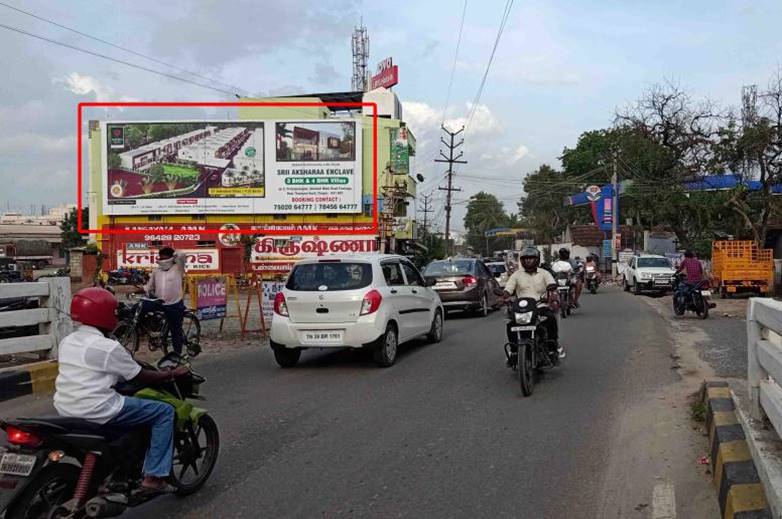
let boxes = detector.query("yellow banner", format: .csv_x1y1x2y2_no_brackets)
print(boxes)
207,187,265,196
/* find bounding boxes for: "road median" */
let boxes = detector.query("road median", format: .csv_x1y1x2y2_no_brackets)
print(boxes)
0,360,58,403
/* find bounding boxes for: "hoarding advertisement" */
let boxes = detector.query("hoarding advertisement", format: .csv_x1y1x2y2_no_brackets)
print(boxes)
390,127,409,175
102,119,362,216
250,235,378,274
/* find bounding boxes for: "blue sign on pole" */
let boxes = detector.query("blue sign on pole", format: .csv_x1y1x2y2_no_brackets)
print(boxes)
602,239,612,258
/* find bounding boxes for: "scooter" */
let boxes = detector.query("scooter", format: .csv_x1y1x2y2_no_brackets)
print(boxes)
585,264,600,294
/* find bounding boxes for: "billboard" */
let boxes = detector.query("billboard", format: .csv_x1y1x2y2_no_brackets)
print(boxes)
116,248,219,271
390,127,409,175
101,120,362,215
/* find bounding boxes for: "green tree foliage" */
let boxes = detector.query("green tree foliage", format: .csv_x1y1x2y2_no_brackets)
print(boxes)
463,192,515,256
60,207,89,249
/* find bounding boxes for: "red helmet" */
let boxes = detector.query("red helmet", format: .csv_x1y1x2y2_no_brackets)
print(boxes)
70,287,118,332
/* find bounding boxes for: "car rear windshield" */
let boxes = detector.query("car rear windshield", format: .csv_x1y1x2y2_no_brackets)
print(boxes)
423,260,474,275
286,262,372,291
487,264,506,274
637,258,671,268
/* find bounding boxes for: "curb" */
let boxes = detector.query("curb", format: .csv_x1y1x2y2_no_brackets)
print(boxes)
0,361,58,403
701,381,771,518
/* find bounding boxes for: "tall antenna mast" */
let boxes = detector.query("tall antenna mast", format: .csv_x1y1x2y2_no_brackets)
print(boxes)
742,84,758,178
351,19,370,92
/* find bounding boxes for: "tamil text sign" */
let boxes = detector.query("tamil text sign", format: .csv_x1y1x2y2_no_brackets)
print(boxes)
250,235,379,274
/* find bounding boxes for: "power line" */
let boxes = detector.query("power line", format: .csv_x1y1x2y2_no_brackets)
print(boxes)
441,0,468,124
0,1,247,95
0,22,241,97
465,0,514,131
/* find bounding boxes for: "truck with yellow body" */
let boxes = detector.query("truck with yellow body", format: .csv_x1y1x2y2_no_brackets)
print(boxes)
711,240,773,298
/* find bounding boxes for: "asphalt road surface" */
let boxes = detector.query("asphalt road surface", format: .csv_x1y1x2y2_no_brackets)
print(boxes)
1,287,719,518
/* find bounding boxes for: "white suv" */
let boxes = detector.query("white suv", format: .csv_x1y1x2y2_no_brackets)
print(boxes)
623,254,676,295
270,254,444,368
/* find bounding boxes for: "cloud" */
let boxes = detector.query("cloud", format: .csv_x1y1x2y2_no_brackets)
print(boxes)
55,73,137,102
0,133,74,154
309,62,340,85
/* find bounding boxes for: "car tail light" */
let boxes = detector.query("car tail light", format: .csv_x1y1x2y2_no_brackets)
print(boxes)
6,426,42,448
463,275,478,287
273,292,289,317
360,290,382,315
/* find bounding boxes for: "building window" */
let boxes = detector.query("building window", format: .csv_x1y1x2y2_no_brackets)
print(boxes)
197,240,216,247
148,215,163,221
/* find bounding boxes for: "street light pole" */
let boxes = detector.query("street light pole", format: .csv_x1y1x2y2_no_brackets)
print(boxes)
611,158,619,277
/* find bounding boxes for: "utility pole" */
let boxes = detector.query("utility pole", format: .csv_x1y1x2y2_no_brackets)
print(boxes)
419,193,433,238
611,158,619,277
435,125,466,256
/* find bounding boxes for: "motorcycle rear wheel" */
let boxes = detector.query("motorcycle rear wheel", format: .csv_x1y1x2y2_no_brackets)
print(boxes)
5,463,80,519
170,414,220,496
519,341,534,397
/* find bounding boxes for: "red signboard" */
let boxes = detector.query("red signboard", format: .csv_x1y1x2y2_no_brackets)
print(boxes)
370,60,399,90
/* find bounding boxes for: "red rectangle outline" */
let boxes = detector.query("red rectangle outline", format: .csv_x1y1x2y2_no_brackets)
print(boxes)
77,101,378,236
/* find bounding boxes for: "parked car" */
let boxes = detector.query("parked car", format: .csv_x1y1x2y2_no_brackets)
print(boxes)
422,257,500,316
485,261,509,288
270,254,444,368
623,254,676,294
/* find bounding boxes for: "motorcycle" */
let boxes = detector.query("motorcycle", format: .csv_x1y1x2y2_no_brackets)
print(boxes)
585,264,599,294
554,271,573,318
497,288,561,396
672,272,714,319
113,295,202,358
107,269,148,287
0,354,219,519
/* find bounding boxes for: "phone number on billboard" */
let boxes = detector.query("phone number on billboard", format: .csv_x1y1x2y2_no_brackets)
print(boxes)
273,204,359,211
143,234,202,241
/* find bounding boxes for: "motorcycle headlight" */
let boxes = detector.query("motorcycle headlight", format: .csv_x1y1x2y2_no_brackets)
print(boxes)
557,279,567,286
514,311,533,324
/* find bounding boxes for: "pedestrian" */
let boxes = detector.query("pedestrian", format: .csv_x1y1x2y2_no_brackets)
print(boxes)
142,247,189,356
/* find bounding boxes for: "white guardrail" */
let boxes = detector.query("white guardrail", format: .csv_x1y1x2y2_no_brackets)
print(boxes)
0,278,72,358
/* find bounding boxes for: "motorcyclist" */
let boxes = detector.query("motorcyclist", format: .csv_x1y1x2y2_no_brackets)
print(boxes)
54,287,189,494
502,247,565,359
585,254,602,284
551,247,582,308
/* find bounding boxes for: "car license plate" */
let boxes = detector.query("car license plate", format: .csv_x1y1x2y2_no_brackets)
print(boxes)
303,330,344,344
510,326,537,332
654,279,669,285
0,453,36,477
701,290,711,296
434,282,457,290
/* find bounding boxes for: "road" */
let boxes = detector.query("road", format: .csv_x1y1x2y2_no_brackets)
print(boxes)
1,286,719,518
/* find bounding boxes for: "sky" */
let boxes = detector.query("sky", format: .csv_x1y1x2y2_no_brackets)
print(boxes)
1,0,781,232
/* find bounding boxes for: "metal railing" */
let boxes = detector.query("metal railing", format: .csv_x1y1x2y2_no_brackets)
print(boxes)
0,278,72,358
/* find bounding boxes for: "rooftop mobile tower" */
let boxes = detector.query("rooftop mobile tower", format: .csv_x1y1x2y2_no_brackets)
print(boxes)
351,20,370,92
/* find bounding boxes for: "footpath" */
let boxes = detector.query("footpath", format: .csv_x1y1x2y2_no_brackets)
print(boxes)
640,292,779,517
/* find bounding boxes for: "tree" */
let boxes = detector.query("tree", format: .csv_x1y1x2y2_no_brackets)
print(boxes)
61,207,89,249
463,192,513,256
518,165,580,245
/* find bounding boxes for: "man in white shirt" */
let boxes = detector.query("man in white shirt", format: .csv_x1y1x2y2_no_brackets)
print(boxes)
502,247,565,358
55,287,188,494
142,247,191,356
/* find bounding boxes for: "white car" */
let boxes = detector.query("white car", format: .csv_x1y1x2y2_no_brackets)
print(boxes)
270,254,445,368
485,261,509,288
623,254,676,294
